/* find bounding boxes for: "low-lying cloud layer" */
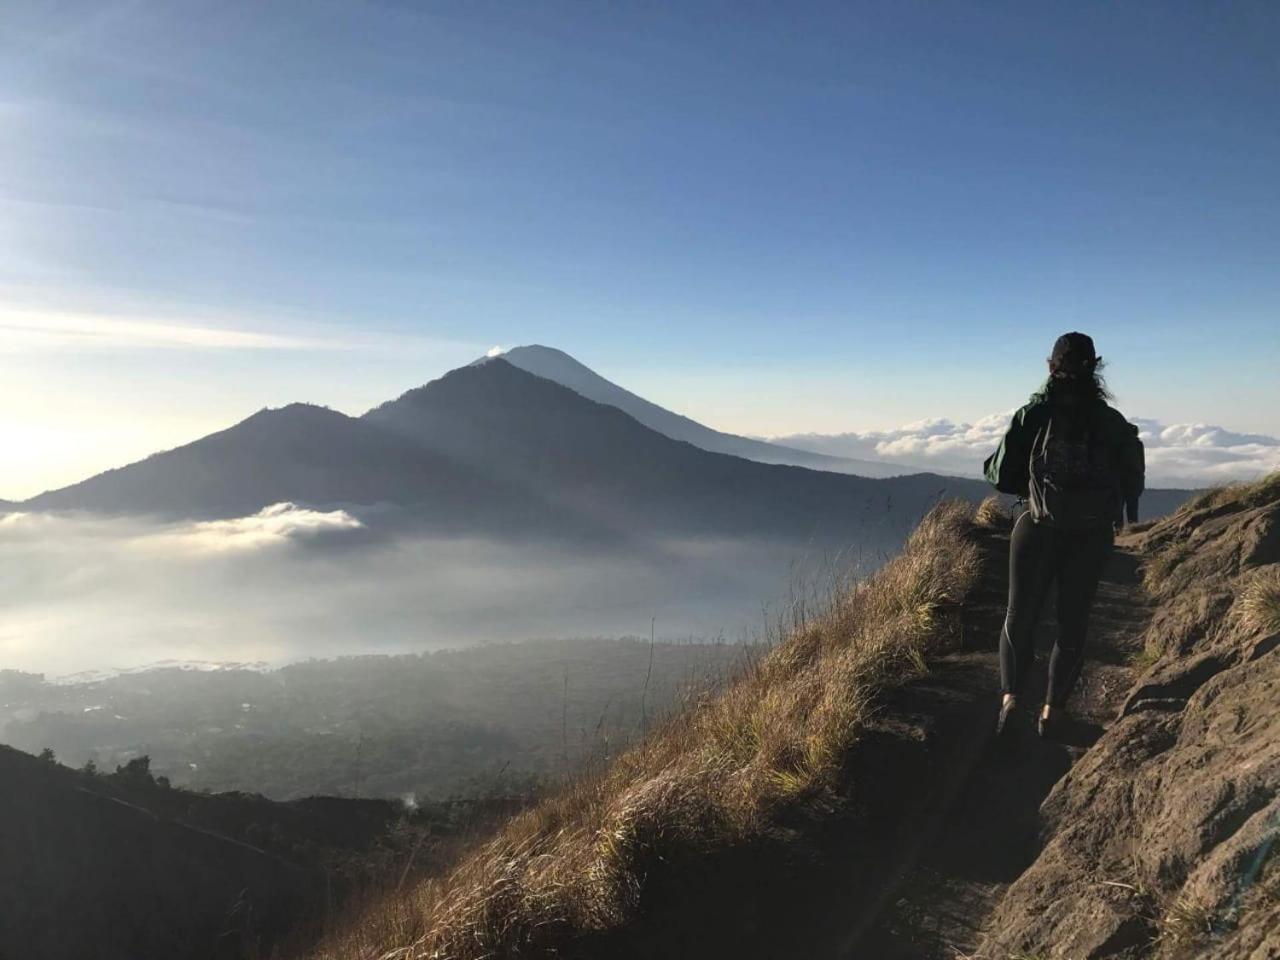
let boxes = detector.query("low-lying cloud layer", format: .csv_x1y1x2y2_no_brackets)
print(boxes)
774,415,1280,488
0,507,818,678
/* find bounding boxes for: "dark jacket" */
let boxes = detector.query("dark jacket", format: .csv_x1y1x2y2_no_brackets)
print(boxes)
984,386,1145,525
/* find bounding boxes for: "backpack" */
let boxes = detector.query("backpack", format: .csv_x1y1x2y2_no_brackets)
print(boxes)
1027,412,1119,530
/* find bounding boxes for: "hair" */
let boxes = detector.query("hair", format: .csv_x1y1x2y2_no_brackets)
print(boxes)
1045,356,1113,402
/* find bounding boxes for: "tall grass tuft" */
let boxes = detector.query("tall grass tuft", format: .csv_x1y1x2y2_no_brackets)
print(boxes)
1235,565,1280,637
1184,472,1280,515
308,501,983,960
973,495,1012,531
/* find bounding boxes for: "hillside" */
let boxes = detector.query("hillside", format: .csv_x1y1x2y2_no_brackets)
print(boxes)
497,345,911,477
23,403,537,528
0,744,456,960
304,499,988,958
305,477,1278,960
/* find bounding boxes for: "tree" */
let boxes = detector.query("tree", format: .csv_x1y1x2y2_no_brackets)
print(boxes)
37,747,56,763
115,755,156,787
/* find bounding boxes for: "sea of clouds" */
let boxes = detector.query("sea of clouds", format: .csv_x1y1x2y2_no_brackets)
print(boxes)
774,415,1280,488
0,504,815,678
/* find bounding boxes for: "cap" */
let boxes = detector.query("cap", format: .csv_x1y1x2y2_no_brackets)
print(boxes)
1049,332,1098,374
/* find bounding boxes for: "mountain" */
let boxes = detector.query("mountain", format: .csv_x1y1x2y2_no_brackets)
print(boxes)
25,354,1192,539
27,403,438,517
496,344,912,477
26,358,991,545
23,401,583,534
365,357,983,543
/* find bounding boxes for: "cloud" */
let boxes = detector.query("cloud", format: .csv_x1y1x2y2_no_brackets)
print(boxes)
773,414,1280,487
165,502,364,551
0,509,805,678
0,308,344,352
1129,420,1280,488
0,511,47,528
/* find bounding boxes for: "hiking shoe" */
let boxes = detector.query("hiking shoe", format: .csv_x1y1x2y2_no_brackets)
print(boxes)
1038,709,1061,740
996,699,1018,739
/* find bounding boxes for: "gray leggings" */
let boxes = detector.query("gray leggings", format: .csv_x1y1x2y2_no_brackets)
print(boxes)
999,511,1113,707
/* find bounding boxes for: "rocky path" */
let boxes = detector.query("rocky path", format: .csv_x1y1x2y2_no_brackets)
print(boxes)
847,526,1155,959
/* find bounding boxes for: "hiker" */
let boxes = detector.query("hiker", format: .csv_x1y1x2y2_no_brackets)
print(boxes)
983,332,1144,739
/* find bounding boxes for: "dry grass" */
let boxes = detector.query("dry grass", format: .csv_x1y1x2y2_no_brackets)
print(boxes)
973,495,1012,531
1141,546,1187,595
1128,644,1162,671
1235,565,1280,637
1144,471,1280,600
1182,472,1280,515
1156,893,1216,952
307,501,982,960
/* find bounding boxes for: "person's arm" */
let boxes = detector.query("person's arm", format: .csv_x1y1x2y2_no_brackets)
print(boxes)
984,403,1037,497
1121,421,1145,524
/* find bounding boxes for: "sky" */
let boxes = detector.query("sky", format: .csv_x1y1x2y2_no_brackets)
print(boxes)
2,1,1278,499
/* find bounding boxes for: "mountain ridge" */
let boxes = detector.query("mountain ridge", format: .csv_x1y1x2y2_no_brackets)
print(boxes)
25,356,1000,548
25,401,504,522
17,350,1195,538
496,344,914,477
364,357,983,542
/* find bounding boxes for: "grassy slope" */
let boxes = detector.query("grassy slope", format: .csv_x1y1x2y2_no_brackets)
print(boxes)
309,500,985,959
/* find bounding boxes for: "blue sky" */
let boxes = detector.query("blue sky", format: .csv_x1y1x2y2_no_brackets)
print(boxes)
2,1,1278,497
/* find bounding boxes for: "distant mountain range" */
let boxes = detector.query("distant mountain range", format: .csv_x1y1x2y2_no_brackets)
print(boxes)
15,348,1193,542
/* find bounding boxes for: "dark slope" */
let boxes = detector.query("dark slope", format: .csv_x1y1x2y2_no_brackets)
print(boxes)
23,403,568,532
0,743,514,960
498,344,911,478
365,357,988,543
0,745,359,960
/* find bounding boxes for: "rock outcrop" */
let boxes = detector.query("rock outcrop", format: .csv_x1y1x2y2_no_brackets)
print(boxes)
982,478,1280,959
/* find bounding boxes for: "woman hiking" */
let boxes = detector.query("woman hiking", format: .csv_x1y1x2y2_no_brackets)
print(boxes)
984,332,1144,740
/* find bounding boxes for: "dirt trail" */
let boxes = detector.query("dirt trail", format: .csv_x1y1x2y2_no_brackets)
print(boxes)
845,526,1155,959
